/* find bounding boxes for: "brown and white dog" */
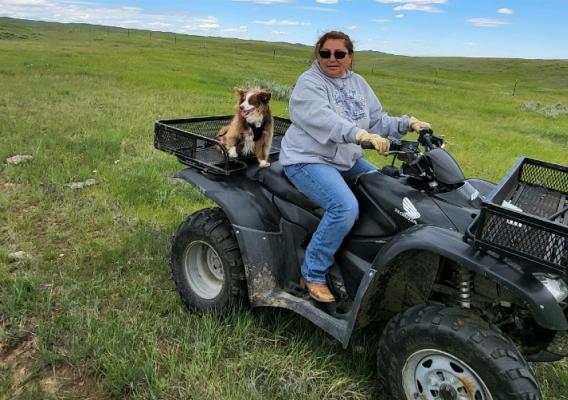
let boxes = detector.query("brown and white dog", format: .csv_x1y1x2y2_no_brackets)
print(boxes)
217,87,274,168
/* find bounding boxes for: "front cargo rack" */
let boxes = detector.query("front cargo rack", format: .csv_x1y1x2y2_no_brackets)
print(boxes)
154,115,291,175
470,157,568,274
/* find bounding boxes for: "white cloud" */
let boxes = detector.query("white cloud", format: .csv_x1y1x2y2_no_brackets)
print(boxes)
0,1,251,37
0,1,151,25
2,0,49,5
395,13,404,18
253,19,310,26
296,6,338,12
376,0,447,13
222,25,248,33
147,22,171,28
468,18,510,27
316,0,338,3
394,3,443,13
376,0,447,4
121,6,141,12
347,25,356,30
232,0,290,4
185,16,220,31
371,18,390,23
271,30,288,35
497,8,513,15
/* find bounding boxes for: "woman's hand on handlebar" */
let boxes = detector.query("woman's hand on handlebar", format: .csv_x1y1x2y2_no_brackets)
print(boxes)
409,116,431,133
356,129,390,154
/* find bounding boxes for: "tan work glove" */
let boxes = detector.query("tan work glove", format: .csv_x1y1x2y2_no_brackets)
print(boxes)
409,116,432,133
356,129,390,154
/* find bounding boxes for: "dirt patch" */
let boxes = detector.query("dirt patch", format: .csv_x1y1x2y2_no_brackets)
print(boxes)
0,329,106,398
40,365,92,398
0,332,38,392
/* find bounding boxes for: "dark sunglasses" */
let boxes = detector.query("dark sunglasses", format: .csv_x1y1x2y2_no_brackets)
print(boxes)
318,49,349,59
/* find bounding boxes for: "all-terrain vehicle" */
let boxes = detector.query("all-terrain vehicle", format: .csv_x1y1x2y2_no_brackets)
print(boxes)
155,116,568,399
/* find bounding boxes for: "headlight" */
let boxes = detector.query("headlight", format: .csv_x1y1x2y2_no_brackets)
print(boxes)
534,273,568,303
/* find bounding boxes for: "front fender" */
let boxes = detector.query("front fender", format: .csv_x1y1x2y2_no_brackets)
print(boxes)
356,225,568,331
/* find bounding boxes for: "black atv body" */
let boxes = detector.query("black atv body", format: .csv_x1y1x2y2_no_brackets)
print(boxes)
155,116,568,399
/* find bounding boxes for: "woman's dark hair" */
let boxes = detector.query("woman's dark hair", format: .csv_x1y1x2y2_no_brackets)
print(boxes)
314,31,354,68
314,31,354,55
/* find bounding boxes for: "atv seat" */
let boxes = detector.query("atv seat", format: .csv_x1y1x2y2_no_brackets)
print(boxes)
255,161,321,212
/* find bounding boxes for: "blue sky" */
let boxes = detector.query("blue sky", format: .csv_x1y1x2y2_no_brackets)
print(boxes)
1,0,566,59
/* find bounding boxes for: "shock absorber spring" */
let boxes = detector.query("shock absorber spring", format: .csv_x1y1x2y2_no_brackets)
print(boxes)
457,269,474,309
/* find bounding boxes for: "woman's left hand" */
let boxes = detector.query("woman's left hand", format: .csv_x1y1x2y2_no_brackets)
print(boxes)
409,116,431,132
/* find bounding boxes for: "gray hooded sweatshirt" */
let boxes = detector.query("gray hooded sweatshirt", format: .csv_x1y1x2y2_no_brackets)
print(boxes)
280,61,410,171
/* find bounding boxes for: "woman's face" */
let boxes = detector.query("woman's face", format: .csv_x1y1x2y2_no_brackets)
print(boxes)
318,38,352,78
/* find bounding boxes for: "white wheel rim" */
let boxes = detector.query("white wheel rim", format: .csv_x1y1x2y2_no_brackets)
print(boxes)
402,349,493,400
182,240,224,299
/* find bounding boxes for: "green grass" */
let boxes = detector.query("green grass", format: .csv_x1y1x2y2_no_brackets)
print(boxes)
1,17,567,399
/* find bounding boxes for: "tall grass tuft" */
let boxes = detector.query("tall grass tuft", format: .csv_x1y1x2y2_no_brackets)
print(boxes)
241,78,294,101
521,101,568,118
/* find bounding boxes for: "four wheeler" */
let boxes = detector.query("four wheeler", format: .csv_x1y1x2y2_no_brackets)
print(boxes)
155,116,568,399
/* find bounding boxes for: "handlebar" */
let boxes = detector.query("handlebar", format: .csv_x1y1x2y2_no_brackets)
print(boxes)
360,139,412,152
360,141,377,150
360,129,448,187
360,129,444,153
418,128,444,150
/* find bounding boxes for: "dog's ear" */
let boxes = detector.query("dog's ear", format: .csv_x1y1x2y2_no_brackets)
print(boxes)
260,91,272,103
234,87,246,97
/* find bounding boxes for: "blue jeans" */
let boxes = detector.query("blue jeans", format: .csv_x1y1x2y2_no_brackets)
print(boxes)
283,159,376,284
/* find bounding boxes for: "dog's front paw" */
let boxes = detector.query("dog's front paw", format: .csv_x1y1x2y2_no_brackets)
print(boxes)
259,160,270,168
228,147,238,158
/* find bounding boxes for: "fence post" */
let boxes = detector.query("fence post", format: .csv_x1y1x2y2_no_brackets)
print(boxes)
512,80,518,96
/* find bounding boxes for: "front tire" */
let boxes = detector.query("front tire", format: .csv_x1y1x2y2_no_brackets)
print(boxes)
171,208,247,314
377,304,542,400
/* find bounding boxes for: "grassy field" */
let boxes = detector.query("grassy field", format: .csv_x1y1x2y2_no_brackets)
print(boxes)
1,17,567,399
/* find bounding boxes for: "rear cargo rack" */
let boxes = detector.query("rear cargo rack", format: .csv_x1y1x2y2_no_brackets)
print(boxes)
470,157,568,274
154,115,291,175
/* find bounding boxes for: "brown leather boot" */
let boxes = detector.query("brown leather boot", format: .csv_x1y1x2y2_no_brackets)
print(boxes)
303,279,335,303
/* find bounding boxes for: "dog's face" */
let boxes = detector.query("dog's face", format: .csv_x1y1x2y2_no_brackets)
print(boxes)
235,87,271,120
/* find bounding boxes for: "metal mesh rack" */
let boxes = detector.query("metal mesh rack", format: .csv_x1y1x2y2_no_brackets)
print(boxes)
472,157,568,274
154,115,291,175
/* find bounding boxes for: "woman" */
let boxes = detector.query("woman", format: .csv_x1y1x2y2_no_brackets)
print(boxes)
279,31,431,303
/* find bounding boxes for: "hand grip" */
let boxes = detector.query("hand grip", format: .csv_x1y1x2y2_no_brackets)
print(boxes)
361,139,402,152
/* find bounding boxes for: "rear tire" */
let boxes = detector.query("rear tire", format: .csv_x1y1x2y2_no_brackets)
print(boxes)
171,208,247,314
377,304,542,400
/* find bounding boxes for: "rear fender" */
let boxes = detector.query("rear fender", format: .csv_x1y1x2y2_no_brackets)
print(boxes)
353,225,568,332
174,167,280,232
174,168,289,304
